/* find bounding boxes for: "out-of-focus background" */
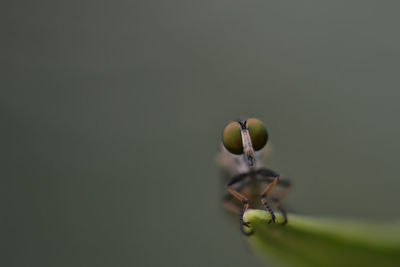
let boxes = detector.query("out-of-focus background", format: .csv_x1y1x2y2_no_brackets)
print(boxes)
3,1,400,266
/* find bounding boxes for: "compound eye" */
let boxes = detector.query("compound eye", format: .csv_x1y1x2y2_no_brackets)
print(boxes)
247,118,268,151
222,121,243,155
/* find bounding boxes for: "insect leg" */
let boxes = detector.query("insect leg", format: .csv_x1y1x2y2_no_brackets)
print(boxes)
256,172,291,189
257,168,280,223
271,183,291,224
272,198,288,225
239,202,253,235
221,178,252,214
257,171,292,225
226,173,252,234
260,177,279,223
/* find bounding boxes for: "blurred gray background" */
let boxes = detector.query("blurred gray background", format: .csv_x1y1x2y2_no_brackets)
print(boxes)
3,0,400,266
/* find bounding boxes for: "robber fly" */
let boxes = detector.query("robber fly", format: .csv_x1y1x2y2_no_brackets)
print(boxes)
217,118,291,235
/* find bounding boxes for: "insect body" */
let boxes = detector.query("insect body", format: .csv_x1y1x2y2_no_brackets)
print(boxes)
218,118,291,235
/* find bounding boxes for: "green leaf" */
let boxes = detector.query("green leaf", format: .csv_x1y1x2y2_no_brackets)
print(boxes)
243,209,400,267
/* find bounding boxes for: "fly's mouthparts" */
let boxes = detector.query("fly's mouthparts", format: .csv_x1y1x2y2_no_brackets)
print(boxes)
243,143,255,167
246,154,255,167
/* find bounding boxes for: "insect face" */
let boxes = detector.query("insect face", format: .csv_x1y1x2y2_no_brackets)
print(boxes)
222,118,268,166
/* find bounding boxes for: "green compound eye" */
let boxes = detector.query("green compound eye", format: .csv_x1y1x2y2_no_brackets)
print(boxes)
222,121,243,155
247,118,268,151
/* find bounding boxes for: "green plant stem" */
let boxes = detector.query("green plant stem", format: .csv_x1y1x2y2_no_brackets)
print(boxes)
243,209,400,267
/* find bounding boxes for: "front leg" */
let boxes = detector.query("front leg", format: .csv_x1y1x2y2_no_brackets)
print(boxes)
257,168,291,225
257,169,280,223
221,178,253,214
226,173,252,235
